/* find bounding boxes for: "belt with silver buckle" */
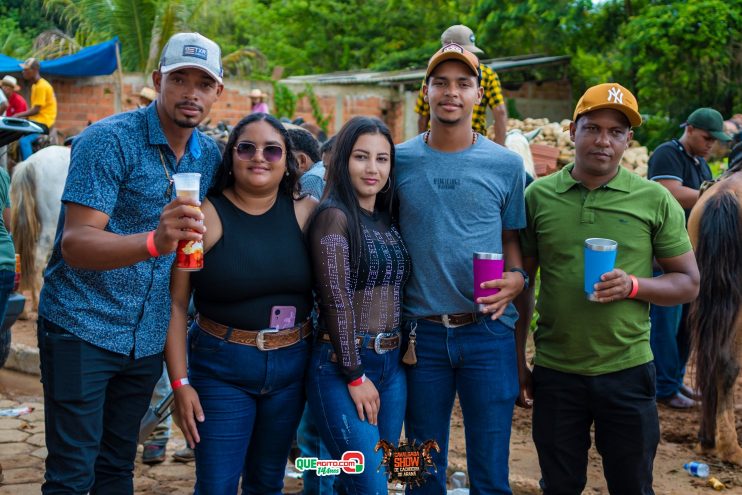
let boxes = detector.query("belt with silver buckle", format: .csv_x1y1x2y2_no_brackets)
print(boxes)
318,330,401,354
196,314,312,351
423,313,481,328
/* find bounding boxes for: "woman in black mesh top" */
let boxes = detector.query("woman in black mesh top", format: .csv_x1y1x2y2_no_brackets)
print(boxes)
306,117,410,493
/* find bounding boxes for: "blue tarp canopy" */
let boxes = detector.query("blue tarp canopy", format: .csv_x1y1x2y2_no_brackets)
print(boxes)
0,37,119,77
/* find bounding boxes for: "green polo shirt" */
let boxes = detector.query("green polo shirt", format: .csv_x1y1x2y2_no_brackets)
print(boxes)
521,164,691,375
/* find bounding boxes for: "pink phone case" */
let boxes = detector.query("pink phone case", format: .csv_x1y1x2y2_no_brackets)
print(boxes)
270,306,297,330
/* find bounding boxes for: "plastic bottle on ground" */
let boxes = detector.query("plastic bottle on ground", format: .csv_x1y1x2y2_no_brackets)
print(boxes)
683,461,709,478
450,471,467,488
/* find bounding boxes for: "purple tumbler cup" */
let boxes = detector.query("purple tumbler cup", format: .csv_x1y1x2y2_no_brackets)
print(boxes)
473,252,504,312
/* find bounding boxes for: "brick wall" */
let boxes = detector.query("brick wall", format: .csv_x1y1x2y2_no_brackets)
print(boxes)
43,73,570,142
49,76,118,135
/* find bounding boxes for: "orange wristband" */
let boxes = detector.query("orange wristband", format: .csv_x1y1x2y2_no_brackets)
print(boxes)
628,275,639,299
146,231,160,257
348,375,366,387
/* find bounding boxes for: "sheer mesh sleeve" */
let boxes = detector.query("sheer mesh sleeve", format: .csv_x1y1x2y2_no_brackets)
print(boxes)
309,207,364,382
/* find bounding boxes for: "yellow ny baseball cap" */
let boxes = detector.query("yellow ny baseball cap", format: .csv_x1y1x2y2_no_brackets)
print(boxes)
573,83,642,127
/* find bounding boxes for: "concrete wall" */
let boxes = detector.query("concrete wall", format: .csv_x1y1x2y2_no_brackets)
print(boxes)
42,73,571,143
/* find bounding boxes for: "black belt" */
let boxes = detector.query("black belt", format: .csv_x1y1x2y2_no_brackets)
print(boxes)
422,313,481,328
318,330,401,354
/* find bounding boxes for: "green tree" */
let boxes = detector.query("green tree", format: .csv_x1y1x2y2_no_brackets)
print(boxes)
470,0,593,58
0,0,58,58
0,17,34,58
192,0,474,77
618,0,742,121
43,0,207,72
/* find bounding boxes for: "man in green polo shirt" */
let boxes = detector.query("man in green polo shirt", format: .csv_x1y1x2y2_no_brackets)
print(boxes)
516,83,699,493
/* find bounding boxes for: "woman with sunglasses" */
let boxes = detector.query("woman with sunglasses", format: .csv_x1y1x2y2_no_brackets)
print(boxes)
164,113,317,493
306,117,410,493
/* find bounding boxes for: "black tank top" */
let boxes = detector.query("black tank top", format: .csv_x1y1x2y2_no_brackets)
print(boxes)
191,191,313,329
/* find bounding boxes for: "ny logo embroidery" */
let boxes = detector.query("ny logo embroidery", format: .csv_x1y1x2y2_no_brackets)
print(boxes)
607,87,624,104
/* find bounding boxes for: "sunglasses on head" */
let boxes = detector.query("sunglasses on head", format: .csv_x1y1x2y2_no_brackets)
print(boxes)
234,141,284,163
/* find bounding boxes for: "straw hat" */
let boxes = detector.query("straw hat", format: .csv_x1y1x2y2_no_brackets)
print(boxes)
0,75,20,91
249,88,266,99
139,87,157,102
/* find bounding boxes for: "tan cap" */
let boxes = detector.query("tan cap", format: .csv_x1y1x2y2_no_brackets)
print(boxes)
425,43,480,80
139,87,157,102
441,25,483,54
20,57,40,70
0,75,20,91
573,83,642,127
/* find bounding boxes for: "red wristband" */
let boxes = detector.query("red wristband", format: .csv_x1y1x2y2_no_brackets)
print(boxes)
171,377,190,390
348,375,366,387
628,275,639,299
146,231,160,257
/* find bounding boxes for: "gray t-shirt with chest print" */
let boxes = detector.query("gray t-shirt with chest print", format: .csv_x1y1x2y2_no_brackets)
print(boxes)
395,134,526,329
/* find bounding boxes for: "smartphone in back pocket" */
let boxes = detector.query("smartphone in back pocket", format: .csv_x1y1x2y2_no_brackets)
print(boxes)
269,306,297,330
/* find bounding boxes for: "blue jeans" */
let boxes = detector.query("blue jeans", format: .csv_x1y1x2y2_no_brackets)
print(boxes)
0,269,15,323
306,339,406,495
188,322,310,495
38,318,163,494
404,318,518,495
649,303,683,398
297,405,336,495
19,132,41,161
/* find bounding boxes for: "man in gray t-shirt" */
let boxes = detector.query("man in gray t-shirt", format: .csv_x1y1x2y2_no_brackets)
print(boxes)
394,43,527,494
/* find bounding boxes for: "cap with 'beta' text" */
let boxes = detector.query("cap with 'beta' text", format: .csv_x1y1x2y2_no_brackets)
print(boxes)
159,32,223,84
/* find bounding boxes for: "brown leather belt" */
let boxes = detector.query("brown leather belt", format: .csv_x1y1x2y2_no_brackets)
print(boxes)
423,313,481,328
196,314,312,351
318,330,401,354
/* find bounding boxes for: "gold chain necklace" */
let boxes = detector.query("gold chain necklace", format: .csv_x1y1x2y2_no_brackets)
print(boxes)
158,148,174,199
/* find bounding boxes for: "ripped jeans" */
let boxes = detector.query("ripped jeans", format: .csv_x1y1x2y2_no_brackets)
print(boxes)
306,340,406,494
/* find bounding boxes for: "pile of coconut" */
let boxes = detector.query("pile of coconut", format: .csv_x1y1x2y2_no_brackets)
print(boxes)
506,118,649,177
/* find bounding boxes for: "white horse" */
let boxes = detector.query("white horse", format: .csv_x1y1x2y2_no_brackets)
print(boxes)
10,145,70,312
505,128,541,178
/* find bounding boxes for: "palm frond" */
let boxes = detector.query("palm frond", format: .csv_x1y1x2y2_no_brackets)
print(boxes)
41,0,208,72
109,0,157,71
32,29,81,59
222,47,268,78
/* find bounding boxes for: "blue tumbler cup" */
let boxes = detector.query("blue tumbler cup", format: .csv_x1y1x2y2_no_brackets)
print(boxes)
584,238,618,301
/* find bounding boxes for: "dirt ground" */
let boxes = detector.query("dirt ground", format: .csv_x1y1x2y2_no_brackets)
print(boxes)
7,315,742,494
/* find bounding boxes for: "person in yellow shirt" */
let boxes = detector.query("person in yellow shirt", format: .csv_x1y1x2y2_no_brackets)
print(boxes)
16,57,57,160
414,25,508,145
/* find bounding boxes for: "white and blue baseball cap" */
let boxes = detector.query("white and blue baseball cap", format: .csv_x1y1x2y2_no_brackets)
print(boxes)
159,32,223,84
